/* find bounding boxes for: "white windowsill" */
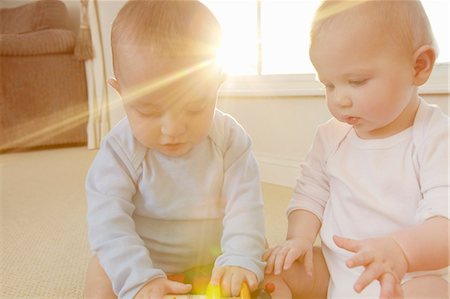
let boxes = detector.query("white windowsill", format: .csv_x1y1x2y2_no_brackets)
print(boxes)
219,63,450,98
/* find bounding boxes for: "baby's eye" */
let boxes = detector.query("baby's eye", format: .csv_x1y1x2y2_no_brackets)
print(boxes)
324,84,335,90
137,109,162,118
349,79,368,87
184,101,207,115
185,106,205,115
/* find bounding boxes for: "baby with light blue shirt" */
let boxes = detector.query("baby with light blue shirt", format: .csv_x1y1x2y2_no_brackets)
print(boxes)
84,1,265,298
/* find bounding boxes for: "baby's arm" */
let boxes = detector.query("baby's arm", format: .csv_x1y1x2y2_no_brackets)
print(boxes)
86,136,166,298
265,122,335,276
392,216,449,272
397,114,450,272
397,119,450,272
134,277,191,299
264,209,321,276
334,217,449,298
212,116,266,295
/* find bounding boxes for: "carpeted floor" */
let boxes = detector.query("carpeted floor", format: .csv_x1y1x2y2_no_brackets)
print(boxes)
0,147,292,298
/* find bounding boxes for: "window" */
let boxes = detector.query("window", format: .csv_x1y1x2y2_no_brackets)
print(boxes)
204,0,449,76
204,1,258,75
423,0,450,64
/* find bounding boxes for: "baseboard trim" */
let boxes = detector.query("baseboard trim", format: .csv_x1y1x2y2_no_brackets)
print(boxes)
255,153,301,187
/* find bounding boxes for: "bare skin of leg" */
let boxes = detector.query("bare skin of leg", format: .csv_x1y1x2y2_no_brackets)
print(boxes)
402,275,449,299
263,247,329,299
85,255,117,299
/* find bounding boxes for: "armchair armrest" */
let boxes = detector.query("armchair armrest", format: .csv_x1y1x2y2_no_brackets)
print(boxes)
0,29,75,56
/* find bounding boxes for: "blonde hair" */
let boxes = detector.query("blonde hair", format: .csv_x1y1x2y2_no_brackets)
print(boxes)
310,0,437,56
111,0,221,73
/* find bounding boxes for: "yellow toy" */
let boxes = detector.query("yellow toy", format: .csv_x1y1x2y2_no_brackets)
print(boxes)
163,282,252,299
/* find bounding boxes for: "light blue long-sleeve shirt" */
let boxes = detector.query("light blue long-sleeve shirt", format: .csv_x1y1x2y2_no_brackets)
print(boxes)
86,109,265,298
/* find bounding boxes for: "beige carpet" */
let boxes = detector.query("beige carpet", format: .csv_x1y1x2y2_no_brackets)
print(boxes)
0,147,292,298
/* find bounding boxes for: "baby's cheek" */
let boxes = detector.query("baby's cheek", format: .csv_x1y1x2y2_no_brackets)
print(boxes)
192,114,214,138
136,124,160,147
191,124,211,144
327,102,341,119
360,98,385,116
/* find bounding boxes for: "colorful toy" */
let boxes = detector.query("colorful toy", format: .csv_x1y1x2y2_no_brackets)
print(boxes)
163,281,274,299
163,265,275,299
252,282,275,299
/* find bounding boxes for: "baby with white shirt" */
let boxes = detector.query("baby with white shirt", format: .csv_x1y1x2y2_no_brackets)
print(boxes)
263,1,449,299
84,1,265,298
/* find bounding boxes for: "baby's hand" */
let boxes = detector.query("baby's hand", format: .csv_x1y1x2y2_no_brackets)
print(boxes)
210,266,257,297
134,277,191,299
262,237,314,276
334,235,407,299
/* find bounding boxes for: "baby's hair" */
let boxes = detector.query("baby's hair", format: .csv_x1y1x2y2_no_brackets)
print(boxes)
111,0,222,73
310,0,437,56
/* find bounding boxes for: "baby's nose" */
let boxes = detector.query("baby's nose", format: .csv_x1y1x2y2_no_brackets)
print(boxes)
334,91,352,107
160,111,186,137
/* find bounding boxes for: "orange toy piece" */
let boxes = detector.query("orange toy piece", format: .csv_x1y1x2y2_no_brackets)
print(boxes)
264,282,276,294
167,273,186,283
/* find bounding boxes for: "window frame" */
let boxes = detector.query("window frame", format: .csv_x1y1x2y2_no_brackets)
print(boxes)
218,0,449,99
219,63,450,99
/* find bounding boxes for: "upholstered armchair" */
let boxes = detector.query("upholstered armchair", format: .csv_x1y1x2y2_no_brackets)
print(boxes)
0,0,88,152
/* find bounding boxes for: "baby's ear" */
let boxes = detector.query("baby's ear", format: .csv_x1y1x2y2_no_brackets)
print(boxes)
107,77,121,94
412,45,436,86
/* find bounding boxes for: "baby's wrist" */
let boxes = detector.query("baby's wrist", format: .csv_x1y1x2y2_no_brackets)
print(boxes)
288,235,315,245
388,236,410,274
134,275,167,298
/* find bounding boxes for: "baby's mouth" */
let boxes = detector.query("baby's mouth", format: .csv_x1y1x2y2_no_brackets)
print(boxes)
163,143,184,150
344,116,360,125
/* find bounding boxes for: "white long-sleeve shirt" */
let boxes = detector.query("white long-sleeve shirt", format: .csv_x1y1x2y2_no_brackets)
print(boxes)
86,109,265,298
288,99,449,298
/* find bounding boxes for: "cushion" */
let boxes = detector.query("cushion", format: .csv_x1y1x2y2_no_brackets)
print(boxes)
0,29,75,56
0,0,70,34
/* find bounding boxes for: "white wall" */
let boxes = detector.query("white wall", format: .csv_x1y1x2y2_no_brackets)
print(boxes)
217,96,330,187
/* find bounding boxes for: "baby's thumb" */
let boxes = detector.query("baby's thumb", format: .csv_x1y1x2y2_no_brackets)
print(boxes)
210,267,225,286
262,249,272,261
165,280,192,295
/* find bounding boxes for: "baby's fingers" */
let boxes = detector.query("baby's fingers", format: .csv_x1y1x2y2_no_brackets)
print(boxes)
210,267,225,286
264,247,280,274
379,272,403,299
262,248,273,261
220,269,233,297
244,272,258,291
283,248,300,270
354,263,383,293
230,273,244,297
164,280,192,295
333,235,362,253
303,247,314,277
346,250,374,268
273,247,289,275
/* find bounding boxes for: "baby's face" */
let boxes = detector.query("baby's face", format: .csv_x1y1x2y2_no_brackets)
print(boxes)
115,48,223,156
310,18,419,139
